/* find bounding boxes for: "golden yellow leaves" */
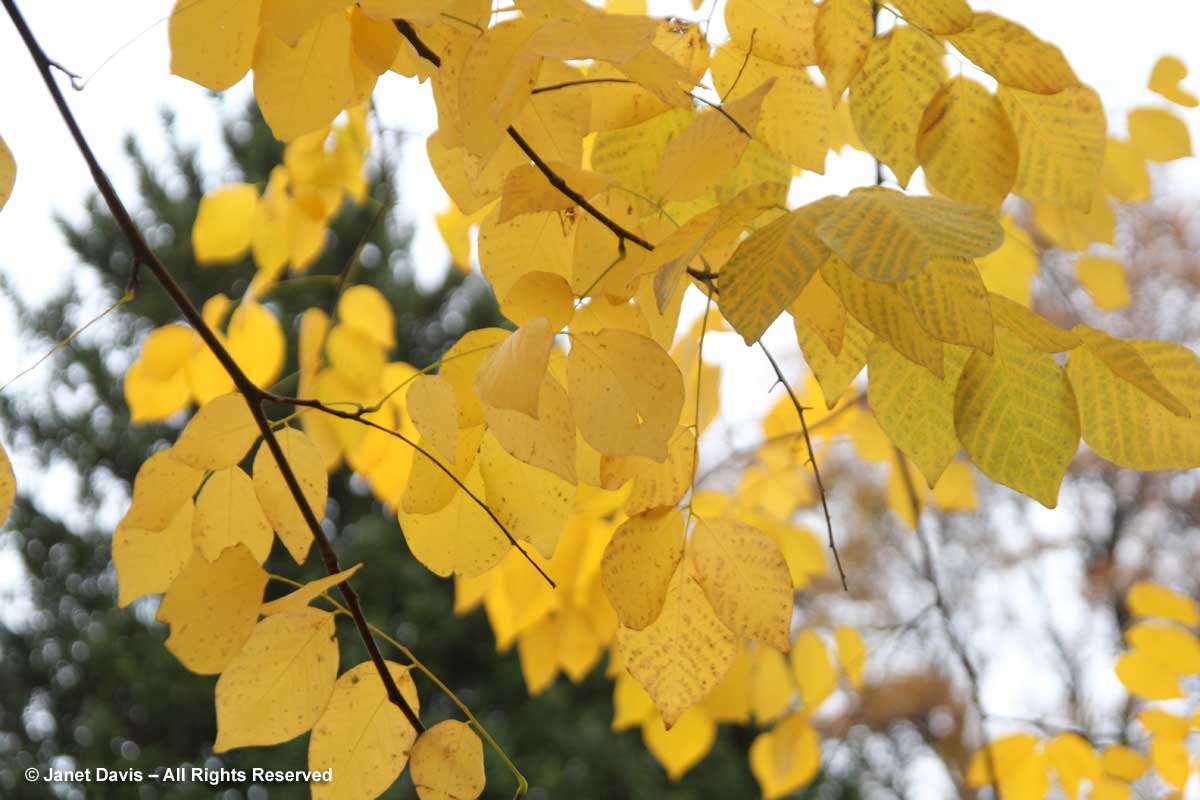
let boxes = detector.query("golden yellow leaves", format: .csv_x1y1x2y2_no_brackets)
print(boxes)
815,0,873,99
948,13,1078,94
254,427,330,563
214,607,340,751
1149,55,1199,107
168,0,262,92
0,441,12,529
1128,107,1194,162
410,720,486,800
917,78,1019,210
749,713,821,799
568,328,684,461
0,135,15,213
955,328,1080,507
192,183,259,262
850,26,946,186
309,661,420,800
602,509,686,630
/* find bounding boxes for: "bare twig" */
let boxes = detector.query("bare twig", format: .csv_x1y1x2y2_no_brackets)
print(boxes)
4,0,423,734
757,342,848,590
892,445,1000,799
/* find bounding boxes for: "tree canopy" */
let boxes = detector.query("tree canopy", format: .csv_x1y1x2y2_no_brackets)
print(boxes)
1,0,1199,797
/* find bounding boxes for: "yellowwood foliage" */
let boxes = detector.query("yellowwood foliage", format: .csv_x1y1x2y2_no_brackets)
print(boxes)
1,0,1198,797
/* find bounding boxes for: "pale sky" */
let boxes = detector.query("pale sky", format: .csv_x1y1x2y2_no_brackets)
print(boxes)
0,2,1198,793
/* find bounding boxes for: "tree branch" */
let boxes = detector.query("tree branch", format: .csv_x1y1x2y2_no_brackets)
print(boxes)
757,342,848,590
892,445,999,799
4,0,424,735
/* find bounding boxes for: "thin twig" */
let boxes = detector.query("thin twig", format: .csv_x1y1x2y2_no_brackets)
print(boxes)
264,393,557,589
892,445,1000,799
757,342,848,590
4,0,423,735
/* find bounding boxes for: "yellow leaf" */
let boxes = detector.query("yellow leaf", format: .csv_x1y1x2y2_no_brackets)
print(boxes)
1033,193,1116,252
949,12,1079,93
1045,733,1100,800
1115,649,1183,701
999,85,1107,211
439,328,507,428
591,109,692,201
478,433,573,559
122,449,204,531
977,216,1039,306
113,499,195,607
1150,736,1189,790
795,306,871,406
1149,55,1199,108
701,647,751,724
749,713,821,799
691,518,793,651
407,375,459,462
709,46,832,174
1065,338,1200,470
567,328,684,461
617,563,738,727
497,163,611,223
168,0,261,90
966,734,1049,797
1128,107,1193,162
173,393,261,470
815,0,874,99
725,0,818,68
499,271,575,331
719,197,836,344
892,0,971,33
338,284,396,350
1071,326,1187,415
260,0,347,46
1126,582,1199,627
255,12,357,141
399,466,510,578
849,27,946,186
350,6,401,74
484,373,577,483
834,626,866,689
214,608,339,751
613,670,658,730
410,720,486,800
1101,139,1151,204
1126,622,1200,674
900,258,994,353
192,183,257,263
918,77,1019,210
401,424,484,514
516,616,561,695
954,327,1080,507
1100,744,1148,781
868,341,969,486
475,318,555,417
310,660,420,800
821,255,943,375
749,645,794,724
262,564,362,616
989,294,1079,353
642,706,716,781
655,80,772,201
194,466,274,563
157,545,268,674
790,630,836,710
125,324,194,423
932,460,977,511
0,136,14,212
601,508,685,630
818,187,1003,283
478,208,574,300
253,427,329,564
1137,709,1189,740
601,426,695,515
228,302,286,391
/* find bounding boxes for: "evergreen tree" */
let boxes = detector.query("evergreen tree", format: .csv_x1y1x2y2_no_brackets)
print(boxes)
0,102,777,798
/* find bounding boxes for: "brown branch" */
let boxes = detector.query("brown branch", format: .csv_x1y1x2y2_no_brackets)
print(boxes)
757,342,848,590
4,0,424,735
892,445,999,799
263,393,557,589
531,77,635,94
391,17,657,255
